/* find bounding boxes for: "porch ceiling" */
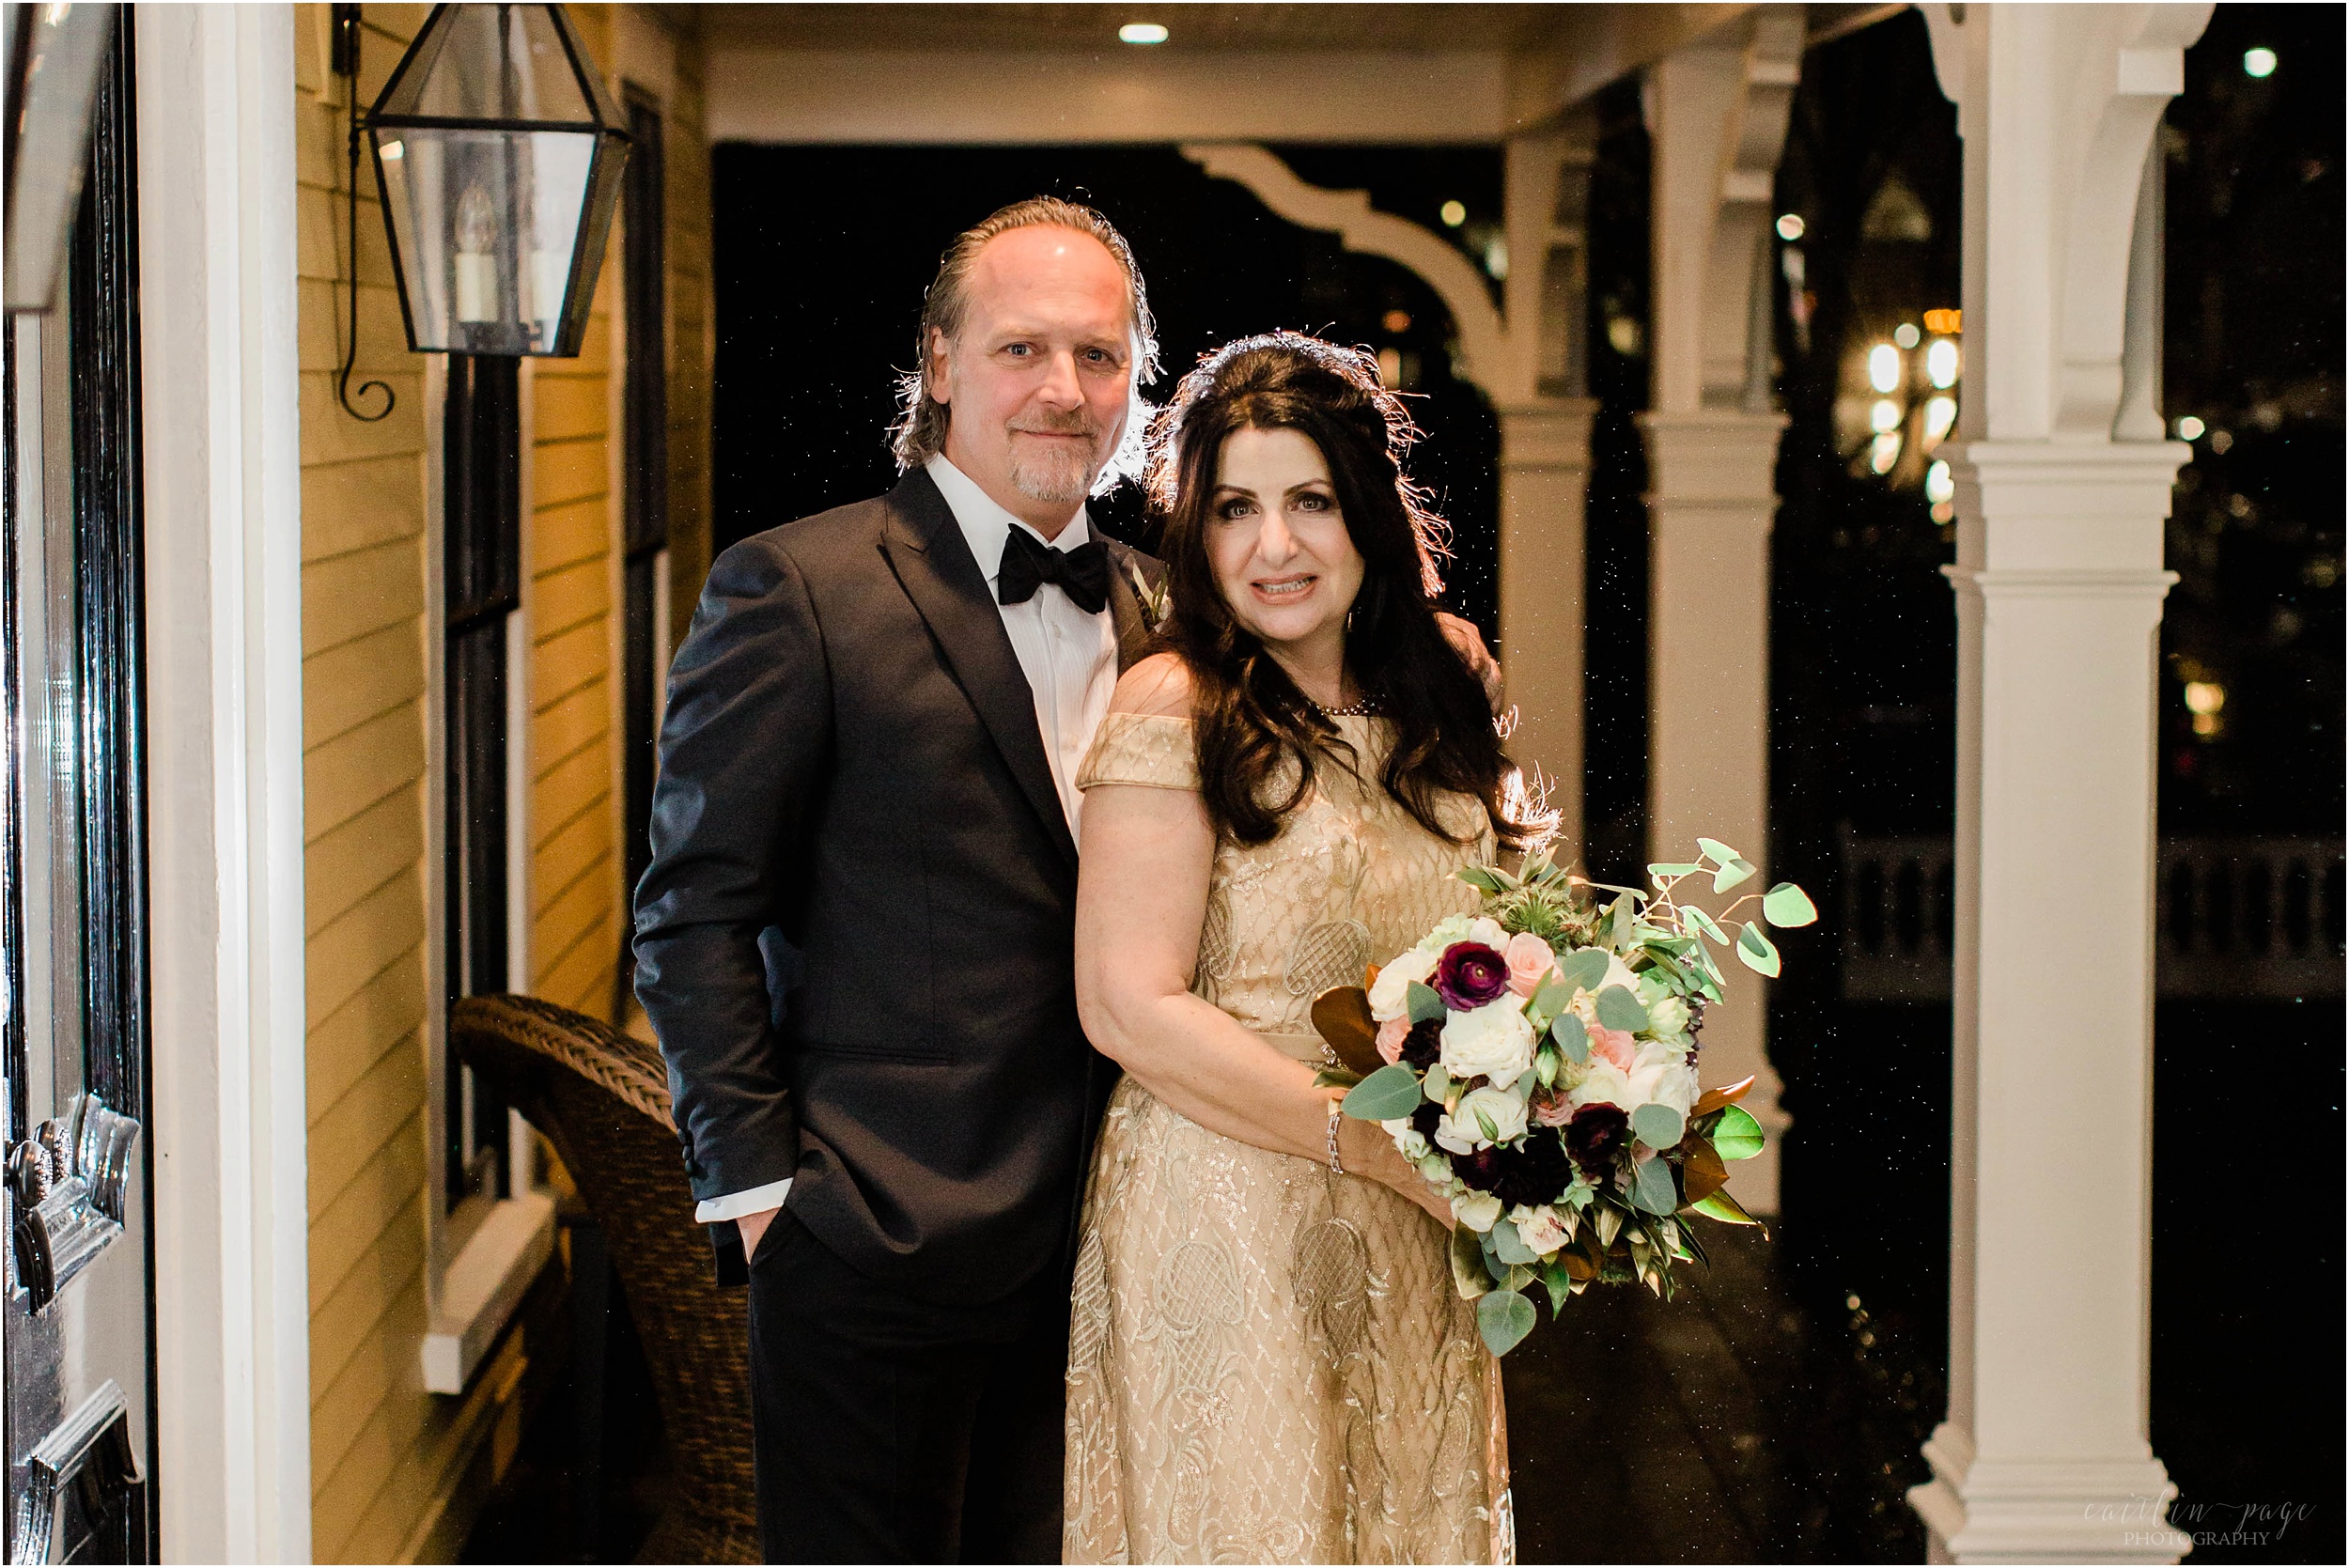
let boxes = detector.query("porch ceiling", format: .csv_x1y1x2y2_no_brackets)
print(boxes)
677,4,1579,54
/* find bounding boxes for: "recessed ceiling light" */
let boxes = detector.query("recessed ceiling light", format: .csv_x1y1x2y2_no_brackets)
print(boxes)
1120,23,1169,45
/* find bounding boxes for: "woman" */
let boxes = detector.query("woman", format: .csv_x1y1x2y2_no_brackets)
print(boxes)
1064,334,1540,1564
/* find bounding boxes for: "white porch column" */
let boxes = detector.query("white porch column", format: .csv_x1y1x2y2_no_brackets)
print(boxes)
1497,399,1596,848
1908,6,2208,1561
1637,10,1802,1211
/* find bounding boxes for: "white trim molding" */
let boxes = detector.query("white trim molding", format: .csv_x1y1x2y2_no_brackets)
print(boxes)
136,4,311,1561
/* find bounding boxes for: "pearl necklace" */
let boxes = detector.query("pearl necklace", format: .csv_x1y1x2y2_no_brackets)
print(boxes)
1313,697,1379,719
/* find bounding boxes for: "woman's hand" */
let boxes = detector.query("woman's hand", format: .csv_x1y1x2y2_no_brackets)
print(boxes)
1338,1113,1455,1226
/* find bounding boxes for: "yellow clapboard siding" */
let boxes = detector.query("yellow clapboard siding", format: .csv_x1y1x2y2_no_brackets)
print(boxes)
303,618,426,752
532,371,608,444
533,432,609,511
532,796,611,911
303,536,425,659
307,952,425,1133
303,701,425,846
309,1118,427,1316
296,180,399,289
535,845,615,959
533,723,609,808
533,675,609,768
296,276,413,379
305,783,424,938
308,1251,422,1497
537,908,617,1019
308,1028,427,1221
307,1157,428,1399
530,493,610,576
302,452,424,564
530,553,611,644
530,616,608,714
300,369,429,466
305,866,426,1031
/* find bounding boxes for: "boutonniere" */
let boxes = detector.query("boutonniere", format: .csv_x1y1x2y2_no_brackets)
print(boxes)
1127,560,1170,631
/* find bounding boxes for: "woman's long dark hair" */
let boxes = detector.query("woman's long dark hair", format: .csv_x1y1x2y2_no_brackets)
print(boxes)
1146,333,1538,849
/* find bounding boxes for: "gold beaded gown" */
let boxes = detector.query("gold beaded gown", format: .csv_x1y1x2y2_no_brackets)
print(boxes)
1063,711,1514,1566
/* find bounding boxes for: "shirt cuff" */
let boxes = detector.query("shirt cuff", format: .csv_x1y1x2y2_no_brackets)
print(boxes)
694,1178,793,1224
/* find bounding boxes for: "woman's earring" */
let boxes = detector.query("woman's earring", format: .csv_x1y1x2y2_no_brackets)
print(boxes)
1346,606,1357,635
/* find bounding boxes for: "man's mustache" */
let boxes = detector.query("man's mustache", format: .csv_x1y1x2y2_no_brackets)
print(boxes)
1008,414,1102,440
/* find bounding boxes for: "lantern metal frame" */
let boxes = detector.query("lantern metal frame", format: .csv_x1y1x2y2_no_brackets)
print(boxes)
362,2,630,360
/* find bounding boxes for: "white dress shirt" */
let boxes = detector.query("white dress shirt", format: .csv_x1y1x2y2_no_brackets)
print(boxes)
694,455,1121,1226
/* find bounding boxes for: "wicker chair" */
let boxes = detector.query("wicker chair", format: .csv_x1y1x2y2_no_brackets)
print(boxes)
451,994,758,1564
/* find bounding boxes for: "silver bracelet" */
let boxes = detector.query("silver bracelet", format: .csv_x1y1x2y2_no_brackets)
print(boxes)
1326,1099,1346,1175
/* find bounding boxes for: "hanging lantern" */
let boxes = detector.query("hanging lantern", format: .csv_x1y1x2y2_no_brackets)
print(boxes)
3,1,118,312
366,4,628,356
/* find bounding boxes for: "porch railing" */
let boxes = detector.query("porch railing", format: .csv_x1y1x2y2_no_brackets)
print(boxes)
1838,833,2345,1001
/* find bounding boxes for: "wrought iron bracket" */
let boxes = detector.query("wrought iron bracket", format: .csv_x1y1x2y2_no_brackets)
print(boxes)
331,3,394,422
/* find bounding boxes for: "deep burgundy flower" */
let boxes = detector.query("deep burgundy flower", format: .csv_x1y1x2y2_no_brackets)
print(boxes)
1398,1017,1443,1067
1408,1100,1442,1139
1563,1103,1629,1180
1449,1145,1504,1192
1491,1130,1575,1209
1434,941,1511,1011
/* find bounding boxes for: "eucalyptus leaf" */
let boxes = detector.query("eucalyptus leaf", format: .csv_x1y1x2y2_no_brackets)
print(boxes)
1595,986,1648,1033
1490,1218,1539,1265
1531,969,1573,1019
1712,857,1758,893
1695,837,1739,865
1735,922,1781,977
1551,1012,1591,1063
1556,949,1611,995
1711,1103,1765,1159
1648,861,1703,879
1342,1064,1424,1121
1609,893,1638,946
1763,881,1819,927
1476,1287,1538,1357
1683,905,1728,943
1628,1156,1678,1215
1631,1103,1687,1150
1407,980,1448,1024
1423,1063,1454,1102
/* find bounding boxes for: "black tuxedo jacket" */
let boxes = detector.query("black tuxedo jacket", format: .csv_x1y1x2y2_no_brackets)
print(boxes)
632,468,1160,1302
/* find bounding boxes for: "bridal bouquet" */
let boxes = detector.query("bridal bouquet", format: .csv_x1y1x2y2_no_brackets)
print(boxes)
1310,840,1815,1358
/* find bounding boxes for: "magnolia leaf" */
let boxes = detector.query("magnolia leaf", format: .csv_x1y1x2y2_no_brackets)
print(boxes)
1342,1064,1424,1122
1735,922,1781,977
1711,1103,1766,1160
1451,1224,1497,1299
1631,1103,1687,1150
1628,1156,1678,1216
1551,1012,1591,1063
1762,881,1818,927
1592,1203,1623,1250
1690,1075,1757,1119
1695,837,1739,865
1677,1215,1712,1265
1312,1065,1363,1090
1559,1244,1597,1281
1690,1188,1766,1229
1712,857,1758,893
1310,986,1385,1077
1407,980,1448,1024
1476,1287,1538,1357
1490,1218,1539,1265
1678,1140,1730,1206
1595,985,1648,1033
1557,948,1611,995
1541,1261,1575,1314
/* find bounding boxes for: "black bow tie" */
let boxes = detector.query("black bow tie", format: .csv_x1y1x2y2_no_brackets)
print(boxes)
997,527,1111,615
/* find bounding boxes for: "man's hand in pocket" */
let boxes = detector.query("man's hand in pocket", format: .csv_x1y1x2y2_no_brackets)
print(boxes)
738,1205,782,1263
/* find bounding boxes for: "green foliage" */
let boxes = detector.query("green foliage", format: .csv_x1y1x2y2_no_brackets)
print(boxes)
1628,1156,1678,1215
1490,1217,1539,1265
1710,1103,1765,1159
1341,1064,1423,1121
1451,1225,1496,1299
1631,1103,1686,1149
1406,980,1447,1024
1551,1012,1590,1063
1556,948,1611,994
1476,1287,1537,1357
1312,1065,1362,1090
1423,1063,1454,1101
1763,881,1819,927
1595,985,1648,1032
1712,856,1759,893
1735,922,1781,977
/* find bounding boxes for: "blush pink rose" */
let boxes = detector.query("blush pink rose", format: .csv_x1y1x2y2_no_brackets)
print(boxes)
1376,1016,1411,1064
1591,1027,1638,1073
1531,1085,1574,1127
1503,931,1558,998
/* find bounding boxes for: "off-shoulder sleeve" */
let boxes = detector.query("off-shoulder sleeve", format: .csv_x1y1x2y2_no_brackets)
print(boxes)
1077,711,1199,792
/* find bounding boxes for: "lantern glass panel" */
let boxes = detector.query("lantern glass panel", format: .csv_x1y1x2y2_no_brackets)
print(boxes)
379,3,614,125
375,125,599,354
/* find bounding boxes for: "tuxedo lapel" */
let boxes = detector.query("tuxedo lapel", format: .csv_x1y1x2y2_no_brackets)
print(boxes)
878,471,1080,867
1102,540,1161,674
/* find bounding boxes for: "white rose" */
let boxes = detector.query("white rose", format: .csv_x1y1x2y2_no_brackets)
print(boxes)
1467,916,1512,952
1418,914,1476,955
1439,999,1536,1089
1564,1054,1635,1111
1434,1085,1530,1153
1368,947,1440,1022
1452,1189,1502,1232
1510,1203,1572,1255
1645,992,1691,1038
1626,1041,1698,1119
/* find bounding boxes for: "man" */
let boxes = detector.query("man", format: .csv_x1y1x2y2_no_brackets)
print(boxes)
636,197,1501,1562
